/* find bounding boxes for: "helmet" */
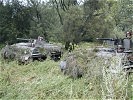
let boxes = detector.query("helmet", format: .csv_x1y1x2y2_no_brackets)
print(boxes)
126,31,132,38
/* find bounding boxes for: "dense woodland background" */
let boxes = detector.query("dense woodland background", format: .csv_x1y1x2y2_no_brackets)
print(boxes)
0,0,133,99
0,0,133,47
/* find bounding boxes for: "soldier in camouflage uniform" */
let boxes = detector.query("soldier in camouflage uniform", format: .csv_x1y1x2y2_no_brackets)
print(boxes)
123,31,132,52
123,31,133,65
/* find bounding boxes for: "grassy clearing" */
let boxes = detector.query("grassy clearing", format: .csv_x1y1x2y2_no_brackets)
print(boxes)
0,59,98,99
0,42,133,99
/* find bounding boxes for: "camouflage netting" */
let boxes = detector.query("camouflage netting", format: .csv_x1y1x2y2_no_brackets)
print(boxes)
61,49,96,79
1,45,16,60
0,45,29,61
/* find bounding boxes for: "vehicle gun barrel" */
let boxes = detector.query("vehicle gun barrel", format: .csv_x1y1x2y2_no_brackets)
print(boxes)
96,38,115,41
17,38,34,41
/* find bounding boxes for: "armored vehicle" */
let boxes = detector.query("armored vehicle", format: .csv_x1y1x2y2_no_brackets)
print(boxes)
96,34,133,70
1,36,62,64
17,37,62,61
1,42,47,64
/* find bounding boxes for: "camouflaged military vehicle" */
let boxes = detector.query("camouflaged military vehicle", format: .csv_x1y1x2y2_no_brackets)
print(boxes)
1,42,47,64
1,36,62,64
96,31,133,70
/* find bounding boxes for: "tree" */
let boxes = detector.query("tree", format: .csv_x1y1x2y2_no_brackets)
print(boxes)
0,0,32,43
62,6,84,50
51,0,78,25
116,0,133,31
82,0,116,41
27,0,60,41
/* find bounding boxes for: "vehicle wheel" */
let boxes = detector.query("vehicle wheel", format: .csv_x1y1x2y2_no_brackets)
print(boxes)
41,55,47,60
18,60,24,65
38,57,44,61
38,55,47,61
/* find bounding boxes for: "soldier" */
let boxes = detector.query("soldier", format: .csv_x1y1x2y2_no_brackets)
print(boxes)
31,39,36,47
68,42,75,52
38,36,44,41
116,38,124,53
123,31,132,52
122,30,133,65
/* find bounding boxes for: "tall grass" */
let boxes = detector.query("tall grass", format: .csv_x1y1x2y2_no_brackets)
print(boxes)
0,43,133,99
100,56,129,99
